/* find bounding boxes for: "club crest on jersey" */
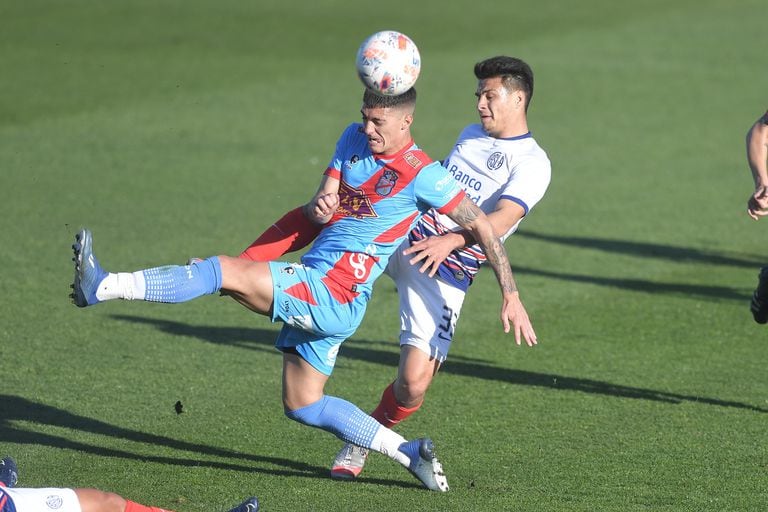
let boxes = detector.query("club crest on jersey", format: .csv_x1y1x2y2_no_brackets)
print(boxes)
338,179,376,218
46,495,64,509
375,169,398,196
487,151,505,170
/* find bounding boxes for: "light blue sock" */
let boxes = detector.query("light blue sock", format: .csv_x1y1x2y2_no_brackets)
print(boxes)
287,395,415,466
286,395,381,448
142,257,222,303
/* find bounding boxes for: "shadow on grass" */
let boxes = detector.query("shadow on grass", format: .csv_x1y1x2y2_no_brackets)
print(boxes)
514,265,749,301
512,231,760,301
0,394,416,489
112,315,768,414
518,231,765,269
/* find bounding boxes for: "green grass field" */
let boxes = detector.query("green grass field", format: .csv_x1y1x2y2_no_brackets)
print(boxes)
1,0,766,510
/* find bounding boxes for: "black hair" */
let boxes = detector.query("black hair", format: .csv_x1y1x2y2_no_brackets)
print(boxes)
474,56,534,111
362,87,417,110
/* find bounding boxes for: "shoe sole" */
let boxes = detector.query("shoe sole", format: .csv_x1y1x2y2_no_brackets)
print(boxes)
330,466,360,480
330,444,368,480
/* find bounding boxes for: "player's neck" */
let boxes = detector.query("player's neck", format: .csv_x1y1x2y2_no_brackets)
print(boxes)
494,117,529,139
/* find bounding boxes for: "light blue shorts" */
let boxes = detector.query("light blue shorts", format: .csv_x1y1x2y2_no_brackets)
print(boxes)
269,261,366,375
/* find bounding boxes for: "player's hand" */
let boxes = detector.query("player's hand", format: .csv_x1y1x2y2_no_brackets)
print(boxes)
500,292,537,347
311,193,339,224
403,234,463,277
747,187,768,220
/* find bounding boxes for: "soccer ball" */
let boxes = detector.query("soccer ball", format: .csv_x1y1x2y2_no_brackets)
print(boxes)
355,30,421,96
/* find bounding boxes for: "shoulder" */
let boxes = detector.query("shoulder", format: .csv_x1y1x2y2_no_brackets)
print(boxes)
455,124,486,143
517,135,551,167
504,137,551,183
339,123,363,140
334,123,369,155
416,161,459,190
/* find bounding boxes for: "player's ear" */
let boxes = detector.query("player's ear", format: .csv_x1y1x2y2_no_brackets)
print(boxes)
401,113,414,130
513,89,524,109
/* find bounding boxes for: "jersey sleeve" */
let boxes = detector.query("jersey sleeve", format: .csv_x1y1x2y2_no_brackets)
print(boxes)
413,162,466,214
324,123,360,179
499,155,551,215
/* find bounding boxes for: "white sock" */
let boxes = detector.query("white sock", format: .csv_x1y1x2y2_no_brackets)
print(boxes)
95,272,147,301
370,426,411,466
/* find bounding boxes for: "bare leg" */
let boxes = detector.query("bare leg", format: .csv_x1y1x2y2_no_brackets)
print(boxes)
74,489,127,512
392,345,441,408
282,352,328,410
217,256,275,315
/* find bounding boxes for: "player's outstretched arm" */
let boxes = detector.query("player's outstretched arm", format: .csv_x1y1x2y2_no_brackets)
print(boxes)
444,196,537,346
746,114,768,220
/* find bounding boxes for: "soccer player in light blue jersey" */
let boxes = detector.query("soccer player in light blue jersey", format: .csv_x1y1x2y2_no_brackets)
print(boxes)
71,87,535,491
236,57,549,480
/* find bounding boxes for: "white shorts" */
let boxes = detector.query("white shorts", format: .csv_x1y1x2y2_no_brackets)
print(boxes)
385,242,467,362
2,487,81,512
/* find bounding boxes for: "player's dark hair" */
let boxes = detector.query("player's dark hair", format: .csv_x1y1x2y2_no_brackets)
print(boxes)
474,56,534,112
362,87,417,111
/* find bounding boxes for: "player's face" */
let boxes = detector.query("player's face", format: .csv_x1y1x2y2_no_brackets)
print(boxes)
360,106,413,155
476,77,523,138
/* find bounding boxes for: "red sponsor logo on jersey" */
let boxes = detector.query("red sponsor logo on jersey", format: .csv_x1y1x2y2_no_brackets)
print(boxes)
321,251,379,304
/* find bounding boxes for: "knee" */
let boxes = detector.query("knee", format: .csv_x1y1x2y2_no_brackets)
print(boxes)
284,396,327,427
393,376,430,407
75,489,127,512
282,386,323,413
103,492,127,512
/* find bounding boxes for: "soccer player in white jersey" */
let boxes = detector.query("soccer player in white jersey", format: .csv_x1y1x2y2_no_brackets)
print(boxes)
330,56,551,479
745,110,768,323
0,456,259,512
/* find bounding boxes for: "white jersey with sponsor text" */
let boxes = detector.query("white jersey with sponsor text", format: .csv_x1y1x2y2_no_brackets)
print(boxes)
408,123,551,291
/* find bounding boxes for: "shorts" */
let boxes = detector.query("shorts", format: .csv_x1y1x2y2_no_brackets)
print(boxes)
269,261,366,376
385,242,467,362
2,487,81,512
